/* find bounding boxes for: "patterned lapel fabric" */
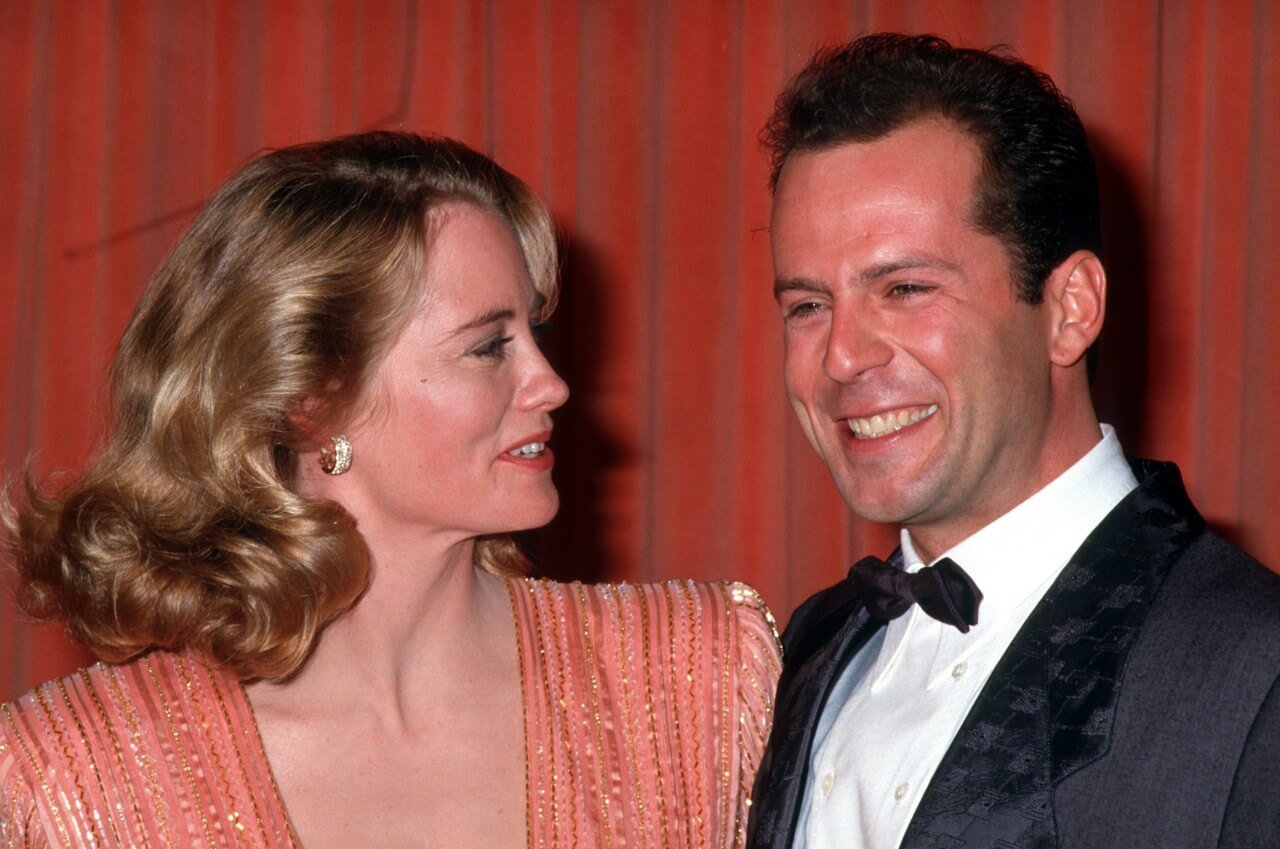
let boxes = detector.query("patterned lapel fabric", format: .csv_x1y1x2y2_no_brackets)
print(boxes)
901,460,1205,849
746,554,898,849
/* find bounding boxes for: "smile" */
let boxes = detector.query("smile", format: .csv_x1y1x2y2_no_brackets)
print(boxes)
507,441,546,458
846,404,938,440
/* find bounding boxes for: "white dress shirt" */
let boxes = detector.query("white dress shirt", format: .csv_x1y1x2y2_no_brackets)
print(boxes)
797,424,1138,849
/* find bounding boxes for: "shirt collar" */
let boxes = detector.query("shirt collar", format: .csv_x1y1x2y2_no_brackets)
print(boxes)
883,423,1138,688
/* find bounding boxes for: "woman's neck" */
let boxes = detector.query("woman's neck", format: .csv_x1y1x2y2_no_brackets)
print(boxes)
248,534,515,733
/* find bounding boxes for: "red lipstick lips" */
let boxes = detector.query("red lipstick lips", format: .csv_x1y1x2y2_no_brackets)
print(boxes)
498,430,554,471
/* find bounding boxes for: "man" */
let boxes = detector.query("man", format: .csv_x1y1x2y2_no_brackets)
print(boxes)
748,34,1280,849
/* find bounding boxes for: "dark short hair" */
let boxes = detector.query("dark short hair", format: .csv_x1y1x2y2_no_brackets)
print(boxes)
763,33,1101,303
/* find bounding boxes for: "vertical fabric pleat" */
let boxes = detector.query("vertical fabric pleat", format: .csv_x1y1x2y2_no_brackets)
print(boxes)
3,0,1279,696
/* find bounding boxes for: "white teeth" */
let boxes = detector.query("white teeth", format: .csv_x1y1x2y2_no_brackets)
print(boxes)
507,442,546,457
847,404,938,440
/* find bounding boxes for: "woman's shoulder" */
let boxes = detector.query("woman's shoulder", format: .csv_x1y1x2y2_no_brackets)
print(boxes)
0,650,282,847
1,651,211,782
507,576,781,680
508,578,782,843
512,575,777,626
1,654,168,843
4,654,155,772
3,650,235,734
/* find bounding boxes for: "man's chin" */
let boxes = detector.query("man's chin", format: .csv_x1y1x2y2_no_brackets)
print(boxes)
836,484,925,526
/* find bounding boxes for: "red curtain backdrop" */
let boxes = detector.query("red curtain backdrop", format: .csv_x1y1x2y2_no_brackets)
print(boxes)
3,0,1278,698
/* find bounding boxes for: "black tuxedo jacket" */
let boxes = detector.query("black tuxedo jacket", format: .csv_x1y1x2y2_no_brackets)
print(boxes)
747,459,1280,849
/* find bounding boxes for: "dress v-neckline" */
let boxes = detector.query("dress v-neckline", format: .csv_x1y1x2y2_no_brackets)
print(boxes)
226,574,534,849
229,669,306,848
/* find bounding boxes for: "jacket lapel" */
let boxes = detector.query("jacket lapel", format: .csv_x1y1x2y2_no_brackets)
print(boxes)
901,460,1205,849
747,574,888,849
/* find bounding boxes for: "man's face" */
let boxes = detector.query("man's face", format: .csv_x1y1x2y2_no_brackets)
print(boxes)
771,119,1061,556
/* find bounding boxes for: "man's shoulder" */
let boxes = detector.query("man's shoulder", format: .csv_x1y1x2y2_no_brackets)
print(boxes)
1120,457,1280,632
1157,529,1280,642
1104,457,1280,648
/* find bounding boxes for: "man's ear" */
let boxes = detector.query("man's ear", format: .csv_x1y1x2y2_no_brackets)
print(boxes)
1044,250,1106,368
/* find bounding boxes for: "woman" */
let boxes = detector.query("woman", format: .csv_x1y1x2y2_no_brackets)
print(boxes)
0,132,780,848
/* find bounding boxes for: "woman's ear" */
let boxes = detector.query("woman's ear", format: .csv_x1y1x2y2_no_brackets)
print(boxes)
288,402,321,443
1044,250,1106,368
288,395,337,453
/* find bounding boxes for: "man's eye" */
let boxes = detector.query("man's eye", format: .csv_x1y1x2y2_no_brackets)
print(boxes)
889,282,933,298
786,301,825,319
472,335,514,359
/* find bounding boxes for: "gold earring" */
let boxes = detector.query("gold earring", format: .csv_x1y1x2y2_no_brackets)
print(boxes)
319,434,352,475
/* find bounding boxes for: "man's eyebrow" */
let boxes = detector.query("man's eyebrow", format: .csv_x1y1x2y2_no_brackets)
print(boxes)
774,257,962,300
773,277,831,300
447,307,515,337
857,255,961,283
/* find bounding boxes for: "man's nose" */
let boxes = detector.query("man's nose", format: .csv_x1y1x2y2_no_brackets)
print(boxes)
822,305,893,382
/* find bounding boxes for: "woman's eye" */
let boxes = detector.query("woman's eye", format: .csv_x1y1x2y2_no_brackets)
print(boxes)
472,335,514,359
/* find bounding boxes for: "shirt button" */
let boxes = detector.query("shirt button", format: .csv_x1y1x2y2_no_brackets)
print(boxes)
820,773,835,795
952,661,968,679
894,782,909,801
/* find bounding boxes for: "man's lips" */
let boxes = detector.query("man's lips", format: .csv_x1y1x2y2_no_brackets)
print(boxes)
841,404,938,440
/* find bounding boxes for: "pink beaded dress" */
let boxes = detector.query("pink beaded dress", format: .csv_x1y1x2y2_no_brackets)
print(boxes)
0,578,781,847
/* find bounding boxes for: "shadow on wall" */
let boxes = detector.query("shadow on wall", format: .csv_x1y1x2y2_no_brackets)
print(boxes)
1088,129,1241,551
517,234,629,584
1090,130,1150,463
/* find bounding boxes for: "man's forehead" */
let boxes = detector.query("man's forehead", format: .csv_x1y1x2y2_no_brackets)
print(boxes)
769,125,991,273
772,120,984,209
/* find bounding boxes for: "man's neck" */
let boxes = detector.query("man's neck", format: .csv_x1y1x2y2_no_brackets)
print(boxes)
905,417,1108,563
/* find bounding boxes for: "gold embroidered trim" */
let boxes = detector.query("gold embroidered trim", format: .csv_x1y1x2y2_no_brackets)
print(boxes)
143,655,217,847
76,669,148,843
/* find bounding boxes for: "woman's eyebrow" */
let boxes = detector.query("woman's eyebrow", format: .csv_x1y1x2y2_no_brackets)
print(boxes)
447,307,516,337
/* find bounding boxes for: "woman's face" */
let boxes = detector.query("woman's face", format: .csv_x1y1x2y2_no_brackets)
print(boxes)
327,203,568,542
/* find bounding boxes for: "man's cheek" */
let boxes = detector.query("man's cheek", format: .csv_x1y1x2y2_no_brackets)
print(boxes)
785,395,825,454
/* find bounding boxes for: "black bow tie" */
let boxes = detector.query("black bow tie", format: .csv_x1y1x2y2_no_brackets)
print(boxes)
847,555,983,633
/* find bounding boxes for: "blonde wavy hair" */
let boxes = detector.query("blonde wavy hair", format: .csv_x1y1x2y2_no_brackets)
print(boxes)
4,132,558,680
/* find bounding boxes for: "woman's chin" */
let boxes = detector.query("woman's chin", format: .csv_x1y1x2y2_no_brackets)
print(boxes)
499,493,560,534
524,498,560,531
